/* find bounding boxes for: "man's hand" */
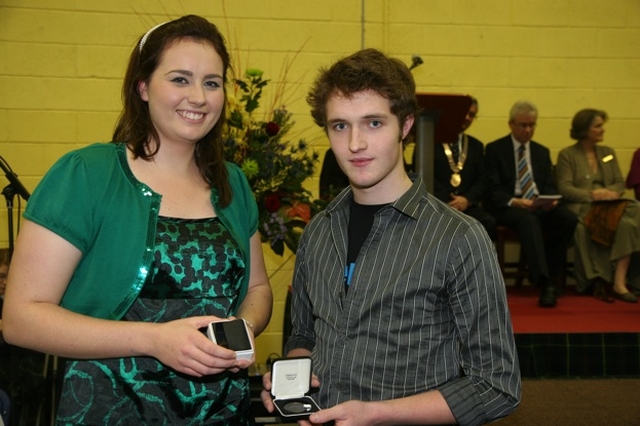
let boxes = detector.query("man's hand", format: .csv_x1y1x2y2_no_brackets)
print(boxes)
511,197,535,211
260,371,277,413
302,392,456,425
306,400,377,426
448,194,469,212
512,197,558,212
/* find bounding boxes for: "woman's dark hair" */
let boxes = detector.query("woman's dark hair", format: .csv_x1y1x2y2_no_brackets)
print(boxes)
570,108,608,141
113,15,233,205
307,48,418,134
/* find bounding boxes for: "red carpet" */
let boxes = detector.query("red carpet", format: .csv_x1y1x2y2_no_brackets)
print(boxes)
507,285,640,334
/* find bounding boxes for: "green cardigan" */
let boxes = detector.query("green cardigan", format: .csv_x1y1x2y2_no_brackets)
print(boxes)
24,143,258,319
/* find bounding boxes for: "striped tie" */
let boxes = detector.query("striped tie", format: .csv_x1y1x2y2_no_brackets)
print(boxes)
518,144,535,200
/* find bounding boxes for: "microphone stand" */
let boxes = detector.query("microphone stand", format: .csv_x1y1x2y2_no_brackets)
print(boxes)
2,184,17,256
0,157,30,256
0,159,56,424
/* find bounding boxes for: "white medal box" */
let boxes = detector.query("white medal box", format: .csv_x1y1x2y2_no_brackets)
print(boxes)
271,357,320,420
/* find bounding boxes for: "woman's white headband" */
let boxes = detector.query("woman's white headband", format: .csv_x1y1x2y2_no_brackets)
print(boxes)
139,21,168,53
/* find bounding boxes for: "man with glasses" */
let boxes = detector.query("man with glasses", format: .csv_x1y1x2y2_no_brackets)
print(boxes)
485,101,577,307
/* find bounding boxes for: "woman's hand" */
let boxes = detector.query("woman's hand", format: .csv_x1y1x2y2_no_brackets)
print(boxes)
148,315,242,377
590,188,619,201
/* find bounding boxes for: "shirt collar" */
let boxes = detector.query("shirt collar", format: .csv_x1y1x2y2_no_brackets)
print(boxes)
511,134,529,151
389,175,426,220
325,175,426,221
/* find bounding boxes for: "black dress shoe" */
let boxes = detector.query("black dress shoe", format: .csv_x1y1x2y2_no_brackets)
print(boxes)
593,278,614,303
552,275,565,296
539,286,557,308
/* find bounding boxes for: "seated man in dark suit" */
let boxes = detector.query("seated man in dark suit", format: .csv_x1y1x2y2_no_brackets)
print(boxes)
485,100,577,308
433,97,496,240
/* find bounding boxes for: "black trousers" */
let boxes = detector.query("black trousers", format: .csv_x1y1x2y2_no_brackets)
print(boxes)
493,205,577,285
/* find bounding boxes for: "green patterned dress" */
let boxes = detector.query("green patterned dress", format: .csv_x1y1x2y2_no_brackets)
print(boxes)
56,217,254,425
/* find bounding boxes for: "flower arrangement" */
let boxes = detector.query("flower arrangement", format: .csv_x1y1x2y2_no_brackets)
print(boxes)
223,69,323,256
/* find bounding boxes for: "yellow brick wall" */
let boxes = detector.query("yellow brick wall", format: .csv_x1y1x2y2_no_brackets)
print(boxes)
1,0,639,365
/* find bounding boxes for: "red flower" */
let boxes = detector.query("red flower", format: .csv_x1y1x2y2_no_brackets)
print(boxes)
264,194,281,212
286,201,311,222
265,122,280,136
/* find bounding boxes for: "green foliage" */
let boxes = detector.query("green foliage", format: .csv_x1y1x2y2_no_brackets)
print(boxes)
222,70,324,256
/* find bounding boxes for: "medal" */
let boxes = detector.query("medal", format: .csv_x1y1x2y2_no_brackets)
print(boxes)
450,173,461,187
443,135,468,189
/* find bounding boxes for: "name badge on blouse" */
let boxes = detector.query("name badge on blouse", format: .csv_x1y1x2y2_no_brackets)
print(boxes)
602,154,614,163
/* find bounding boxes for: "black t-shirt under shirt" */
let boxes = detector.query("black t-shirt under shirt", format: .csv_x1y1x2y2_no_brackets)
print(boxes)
345,199,388,291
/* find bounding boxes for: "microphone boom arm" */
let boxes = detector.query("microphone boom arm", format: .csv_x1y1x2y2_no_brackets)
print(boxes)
0,157,30,201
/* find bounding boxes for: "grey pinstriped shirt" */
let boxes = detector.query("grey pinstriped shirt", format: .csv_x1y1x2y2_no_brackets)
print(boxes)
286,178,521,425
